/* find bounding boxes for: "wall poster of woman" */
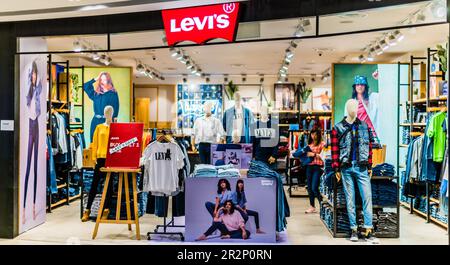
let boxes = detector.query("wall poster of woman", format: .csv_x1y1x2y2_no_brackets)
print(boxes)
83,72,120,142
20,55,48,233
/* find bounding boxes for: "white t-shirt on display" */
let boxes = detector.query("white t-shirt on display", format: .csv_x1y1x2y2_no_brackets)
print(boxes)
143,141,185,195
193,116,225,144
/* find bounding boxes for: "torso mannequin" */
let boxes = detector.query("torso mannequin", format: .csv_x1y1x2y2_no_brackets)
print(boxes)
345,99,358,124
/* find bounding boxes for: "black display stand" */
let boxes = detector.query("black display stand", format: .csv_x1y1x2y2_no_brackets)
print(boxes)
147,194,185,241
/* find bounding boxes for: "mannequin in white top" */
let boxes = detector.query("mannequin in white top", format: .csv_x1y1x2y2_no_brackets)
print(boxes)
193,101,225,164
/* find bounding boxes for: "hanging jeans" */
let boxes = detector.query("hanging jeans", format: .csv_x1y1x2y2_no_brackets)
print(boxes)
341,161,373,230
23,118,39,208
306,165,323,208
86,158,113,211
198,142,211,164
203,221,251,239
47,136,57,194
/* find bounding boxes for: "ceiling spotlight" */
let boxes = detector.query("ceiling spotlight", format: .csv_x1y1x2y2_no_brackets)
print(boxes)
286,48,294,59
387,33,397,46
160,76,165,81
280,72,287,78
322,76,328,83
145,69,153,79
104,56,112,66
379,40,389,51
290,41,298,49
190,67,198,74
311,75,316,82
224,74,229,83
73,40,82,52
92,52,100,61
182,76,187,83
415,12,426,23
206,76,210,83
99,54,107,63
358,54,366,63
301,18,312,31
393,30,404,42
374,45,383,55
136,63,145,73
367,52,374,62
284,77,289,82
259,75,264,83
195,72,202,77
431,0,446,19
180,56,189,64
279,68,287,73
186,61,193,69
294,25,305,37
282,62,290,70
170,47,178,57
242,74,247,82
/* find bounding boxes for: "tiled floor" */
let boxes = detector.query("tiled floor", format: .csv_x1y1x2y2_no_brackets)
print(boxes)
0,196,448,245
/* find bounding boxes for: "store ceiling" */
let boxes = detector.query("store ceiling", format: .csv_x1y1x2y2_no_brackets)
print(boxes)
47,23,448,77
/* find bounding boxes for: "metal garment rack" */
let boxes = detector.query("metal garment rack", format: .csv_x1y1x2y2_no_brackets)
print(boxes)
147,194,185,241
398,50,448,230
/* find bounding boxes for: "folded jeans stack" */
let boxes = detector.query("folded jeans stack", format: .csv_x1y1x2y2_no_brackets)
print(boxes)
193,164,218,177
374,211,397,233
372,163,395,176
218,168,241,178
371,180,397,206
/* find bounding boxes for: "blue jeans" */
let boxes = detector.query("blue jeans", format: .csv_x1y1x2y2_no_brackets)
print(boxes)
23,118,39,208
198,142,211,164
306,165,323,208
341,162,373,230
204,221,251,239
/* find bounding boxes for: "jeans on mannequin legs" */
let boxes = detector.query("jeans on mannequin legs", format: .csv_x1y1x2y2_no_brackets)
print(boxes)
341,162,373,230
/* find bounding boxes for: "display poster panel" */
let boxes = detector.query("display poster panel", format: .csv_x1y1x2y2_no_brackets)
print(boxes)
72,67,132,144
19,38,48,233
185,177,276,243
105,123,144,169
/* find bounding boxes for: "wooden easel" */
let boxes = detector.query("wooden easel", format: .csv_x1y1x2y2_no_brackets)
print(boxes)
92,167,141,240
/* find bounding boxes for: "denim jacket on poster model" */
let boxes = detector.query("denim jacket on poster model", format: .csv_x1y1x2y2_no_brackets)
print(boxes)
331,118,373,170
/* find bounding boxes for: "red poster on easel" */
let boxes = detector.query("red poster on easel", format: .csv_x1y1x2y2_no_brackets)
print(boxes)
105,123,144,169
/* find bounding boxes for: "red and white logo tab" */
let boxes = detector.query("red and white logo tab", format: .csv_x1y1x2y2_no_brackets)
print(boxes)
162,3,240,46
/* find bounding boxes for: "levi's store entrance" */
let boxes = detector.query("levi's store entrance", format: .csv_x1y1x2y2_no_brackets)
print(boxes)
5,0,450,245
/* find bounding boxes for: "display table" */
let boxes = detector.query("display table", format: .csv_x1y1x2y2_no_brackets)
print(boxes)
92,167,141,240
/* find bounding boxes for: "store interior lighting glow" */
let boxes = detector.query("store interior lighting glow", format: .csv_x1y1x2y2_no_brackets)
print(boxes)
104,57,112,66
282,63,289,70
387,33,397,46
92,52,100,60
170,48,178,57
431,0,446,18
375,45,383,55
393,30,405,42
284,57,292,63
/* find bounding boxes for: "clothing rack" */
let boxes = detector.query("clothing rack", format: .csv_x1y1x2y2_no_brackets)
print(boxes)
398,49,449,231
147,194,185,241
286,130,309,198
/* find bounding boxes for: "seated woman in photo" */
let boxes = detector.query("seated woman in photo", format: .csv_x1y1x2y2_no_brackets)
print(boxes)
234,179,264,233
196,200,251,241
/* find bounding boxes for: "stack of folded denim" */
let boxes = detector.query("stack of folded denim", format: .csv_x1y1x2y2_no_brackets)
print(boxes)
431,205,448,224
374,211,397,233
320,203,334,231
248,160,281,179
413,196,428,213
372,163,395,176
218,168,241,178
371,180,397,206
402,126,410,145
336,210,351,233
193,164,218,177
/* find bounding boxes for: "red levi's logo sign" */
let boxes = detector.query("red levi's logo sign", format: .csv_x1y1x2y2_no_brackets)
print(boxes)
162,2,240,46
105,123,144,169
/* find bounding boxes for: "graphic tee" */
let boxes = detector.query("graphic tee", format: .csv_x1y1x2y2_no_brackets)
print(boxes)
143,141,185,195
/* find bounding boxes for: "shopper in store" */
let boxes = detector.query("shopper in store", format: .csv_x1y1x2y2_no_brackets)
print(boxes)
196,200,251,241
83,72,119,142
234,179,264,234
252,105,278,169
331,99,378,243
81,106,115,222
23,61,43,224
303,127,325,214
192,101,226,164
351,75,379,143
